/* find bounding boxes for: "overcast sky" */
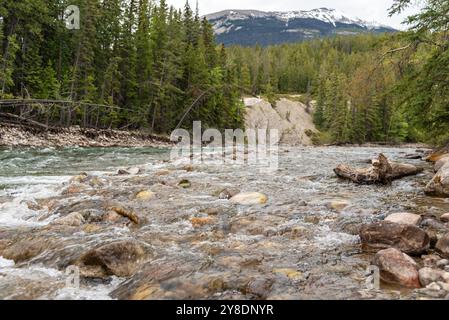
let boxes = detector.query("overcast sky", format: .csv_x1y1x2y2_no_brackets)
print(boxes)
166,0,421,30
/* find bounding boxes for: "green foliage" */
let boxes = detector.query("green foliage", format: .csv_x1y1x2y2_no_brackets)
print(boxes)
0,0,244,133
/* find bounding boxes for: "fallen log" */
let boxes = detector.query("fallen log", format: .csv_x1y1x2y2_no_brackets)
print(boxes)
334,153,423,185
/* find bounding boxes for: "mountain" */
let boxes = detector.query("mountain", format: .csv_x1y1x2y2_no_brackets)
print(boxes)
205,8,397,46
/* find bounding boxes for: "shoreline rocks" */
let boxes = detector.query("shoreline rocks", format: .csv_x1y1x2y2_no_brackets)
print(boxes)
425,161,449,197
373,248,420,288
436,234,449,258
0,123,171,148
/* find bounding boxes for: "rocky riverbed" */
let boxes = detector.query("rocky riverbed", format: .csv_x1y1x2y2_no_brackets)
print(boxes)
1,145,449,300
0,124,171,148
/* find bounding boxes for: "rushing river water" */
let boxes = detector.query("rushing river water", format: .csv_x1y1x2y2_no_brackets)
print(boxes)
0,145,448,300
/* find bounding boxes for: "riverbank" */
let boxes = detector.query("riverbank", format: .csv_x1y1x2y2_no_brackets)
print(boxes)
0,123,172,148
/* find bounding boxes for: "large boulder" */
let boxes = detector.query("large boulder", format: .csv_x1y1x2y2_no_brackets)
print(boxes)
425,161,449,197
385,212,422,226
360,221,430,255
436,233,449,258
373,248,420,288
76,240,147,278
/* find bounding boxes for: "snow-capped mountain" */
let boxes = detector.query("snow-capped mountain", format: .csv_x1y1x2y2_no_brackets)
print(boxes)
205,8,396,46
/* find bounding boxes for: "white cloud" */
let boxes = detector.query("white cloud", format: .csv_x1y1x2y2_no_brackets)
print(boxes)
165,0,421,30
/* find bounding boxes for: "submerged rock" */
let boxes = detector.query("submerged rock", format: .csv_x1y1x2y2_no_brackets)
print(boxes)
373,248,420,288
110,206,140,225
385,212,422,226
135,190,155,201
1,237,55,263
178,179,191,189
230,192,268,205
51,212,85,227
436,233,449,258
360,221,430,255
190,217,216,228
326,200,350,212
76,240,147,278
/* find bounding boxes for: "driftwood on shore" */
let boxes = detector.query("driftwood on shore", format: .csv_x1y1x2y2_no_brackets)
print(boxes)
334,153,423,185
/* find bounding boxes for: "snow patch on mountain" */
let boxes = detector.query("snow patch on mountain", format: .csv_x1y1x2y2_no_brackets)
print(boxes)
206,8,394,32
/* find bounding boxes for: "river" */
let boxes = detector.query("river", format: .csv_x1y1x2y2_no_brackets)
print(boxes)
0,145,448,300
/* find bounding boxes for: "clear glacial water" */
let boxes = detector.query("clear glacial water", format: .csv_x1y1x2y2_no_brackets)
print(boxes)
0,145,448,300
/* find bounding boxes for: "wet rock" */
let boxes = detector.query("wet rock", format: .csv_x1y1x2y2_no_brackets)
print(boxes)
110,206,139,224
182,165,194,172
88,177,106,187
437,281,449,291
441,213,449,223
425,161,449,197
435,156,449,172
385,212,422,226
246,277,274,299
418,267,449,287
437,259,449,269
326,200,350,212
298,200,308,207
128,167,144,175
272,268,304,280
76,241,147,278
118,167,143,175
79,209,104,223
55,199,104,217
422,254,442,268
69,172,89,183
62,184,87,195
373,248,420,288
404,154,422,160
421,218,449,233
2,237,54,263
52,212,85,227
200,208,220,216
178,179,191,189
190,217,216,228
83,224,103,233
155,169,170,176
360,221,430,255
304,216,320,225
135,190,155,201
103,210,125,223
218,188,240,200
436,233,449,258
230,192,268,205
